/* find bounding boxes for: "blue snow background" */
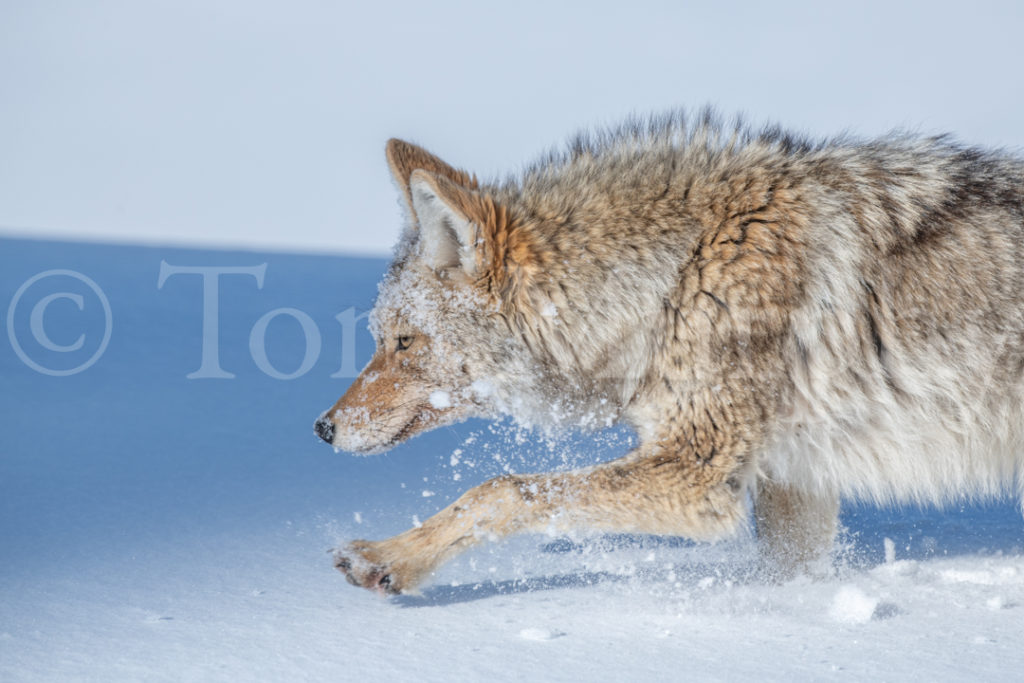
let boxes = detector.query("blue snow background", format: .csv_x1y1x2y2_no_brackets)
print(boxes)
3,235,1022,593
2,237,465,581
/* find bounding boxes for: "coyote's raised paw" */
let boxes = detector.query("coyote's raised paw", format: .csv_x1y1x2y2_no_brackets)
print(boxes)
333,540,413,595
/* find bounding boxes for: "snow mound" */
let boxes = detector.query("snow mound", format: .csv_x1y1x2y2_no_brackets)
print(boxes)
829,586,879,624
518,627,562,641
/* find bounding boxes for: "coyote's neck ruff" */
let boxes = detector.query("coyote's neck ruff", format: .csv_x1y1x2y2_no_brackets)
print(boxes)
315,112,1024,594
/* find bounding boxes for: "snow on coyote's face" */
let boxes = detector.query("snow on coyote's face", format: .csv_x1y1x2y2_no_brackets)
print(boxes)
315,259,496,454
314,139,542,454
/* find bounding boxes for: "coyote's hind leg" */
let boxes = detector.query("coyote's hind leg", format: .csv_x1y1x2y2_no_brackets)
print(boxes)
754,479,839,579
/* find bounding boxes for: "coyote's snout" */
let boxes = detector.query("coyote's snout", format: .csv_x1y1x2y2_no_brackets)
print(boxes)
317,112,1024,594
317,297,480,455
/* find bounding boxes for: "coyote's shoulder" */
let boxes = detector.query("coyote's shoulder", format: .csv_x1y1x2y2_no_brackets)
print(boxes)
317,112,1024,594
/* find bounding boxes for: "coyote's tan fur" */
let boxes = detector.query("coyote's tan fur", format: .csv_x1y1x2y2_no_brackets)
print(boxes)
315,112,1024,594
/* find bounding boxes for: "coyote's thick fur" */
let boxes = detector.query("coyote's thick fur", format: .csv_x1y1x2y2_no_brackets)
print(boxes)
315,112,1024,594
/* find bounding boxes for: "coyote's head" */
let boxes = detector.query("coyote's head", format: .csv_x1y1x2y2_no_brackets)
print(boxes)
315,136,664,452
314,140,546,454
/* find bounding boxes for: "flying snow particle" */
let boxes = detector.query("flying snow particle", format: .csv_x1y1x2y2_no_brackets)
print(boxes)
429,390,452,409
469,380,494,398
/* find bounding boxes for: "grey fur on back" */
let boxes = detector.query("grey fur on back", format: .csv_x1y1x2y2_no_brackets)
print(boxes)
477,111,1024,507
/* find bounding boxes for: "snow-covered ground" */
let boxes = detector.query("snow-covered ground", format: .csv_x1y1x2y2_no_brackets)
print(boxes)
2,238,1023,681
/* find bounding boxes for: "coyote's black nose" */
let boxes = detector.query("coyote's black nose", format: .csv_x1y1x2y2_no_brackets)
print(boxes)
314,416,335,444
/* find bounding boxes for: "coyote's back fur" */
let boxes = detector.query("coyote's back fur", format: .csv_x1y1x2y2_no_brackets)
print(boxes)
315,111,1024,594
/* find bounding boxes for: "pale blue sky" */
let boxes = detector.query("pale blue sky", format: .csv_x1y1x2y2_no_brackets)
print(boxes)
2,1,1022,254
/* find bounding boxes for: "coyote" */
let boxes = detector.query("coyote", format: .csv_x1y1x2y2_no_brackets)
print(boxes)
315,112,1024,594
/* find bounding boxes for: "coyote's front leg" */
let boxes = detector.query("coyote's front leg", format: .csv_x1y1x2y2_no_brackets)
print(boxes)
335,406,761,593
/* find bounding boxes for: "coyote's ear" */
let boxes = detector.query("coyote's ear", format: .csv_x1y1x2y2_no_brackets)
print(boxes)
409,169,536,299
386,139,478,221
409,170,483,275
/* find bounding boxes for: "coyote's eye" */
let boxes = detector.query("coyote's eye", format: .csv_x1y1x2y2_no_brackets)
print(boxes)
396,335,415,351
